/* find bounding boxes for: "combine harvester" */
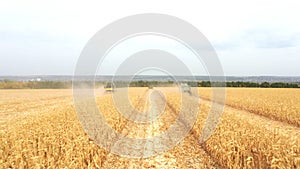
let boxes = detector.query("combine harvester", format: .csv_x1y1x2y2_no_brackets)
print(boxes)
104,82,115,93
180,83,192,95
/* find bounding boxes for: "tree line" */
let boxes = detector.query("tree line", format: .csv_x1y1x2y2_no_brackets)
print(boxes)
128,80,299,88
0,80,298,89
196,81,299,88
0,80,73,89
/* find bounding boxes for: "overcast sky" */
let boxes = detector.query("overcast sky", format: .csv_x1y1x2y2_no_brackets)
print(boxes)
0,0,299,76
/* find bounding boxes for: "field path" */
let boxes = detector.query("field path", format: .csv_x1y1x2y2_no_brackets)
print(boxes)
100,89,218,168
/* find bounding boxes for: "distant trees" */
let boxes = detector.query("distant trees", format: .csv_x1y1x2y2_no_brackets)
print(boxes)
0,81,72,89
0,80,299,89
260,82,270,88
197,81,299,88
270,82,299,88
199,81,211,87
128,81,299,88
225,81,259,87
129,80,173,87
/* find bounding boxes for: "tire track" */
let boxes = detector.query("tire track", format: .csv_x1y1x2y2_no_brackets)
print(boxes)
100,89,149,168
101,89,220,168
155,91,221,168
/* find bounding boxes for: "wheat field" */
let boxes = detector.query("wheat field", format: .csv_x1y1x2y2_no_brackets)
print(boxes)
0,88,299,168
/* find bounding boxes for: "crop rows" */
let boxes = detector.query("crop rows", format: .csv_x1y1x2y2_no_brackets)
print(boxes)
0,88,299,168
198,88,300,127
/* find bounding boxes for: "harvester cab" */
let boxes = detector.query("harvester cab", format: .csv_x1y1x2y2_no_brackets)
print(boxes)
104,82,115,93
180,83,192,95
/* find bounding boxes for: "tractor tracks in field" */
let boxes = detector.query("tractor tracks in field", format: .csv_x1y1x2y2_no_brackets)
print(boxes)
187,93,300,145
137,90,219,168
156,92,221,168
99,89,222,168
99,89,151,168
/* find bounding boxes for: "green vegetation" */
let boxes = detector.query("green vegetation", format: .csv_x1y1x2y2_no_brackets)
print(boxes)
0,80,72,89
129,80,174,87
0,80,298,89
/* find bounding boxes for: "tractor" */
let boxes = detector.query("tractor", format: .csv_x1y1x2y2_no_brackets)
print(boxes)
104,82,115,93
180,83,192,95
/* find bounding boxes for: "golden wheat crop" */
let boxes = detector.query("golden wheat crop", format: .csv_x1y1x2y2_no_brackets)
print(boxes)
0,88,299,168
159,87,300,168
198,87,300,127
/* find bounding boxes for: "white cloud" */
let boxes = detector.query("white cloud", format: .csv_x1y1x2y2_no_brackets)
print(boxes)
0,0,300,75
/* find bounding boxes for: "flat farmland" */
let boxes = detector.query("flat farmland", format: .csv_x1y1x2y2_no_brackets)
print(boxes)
198,88,300,127
0,88,299,168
